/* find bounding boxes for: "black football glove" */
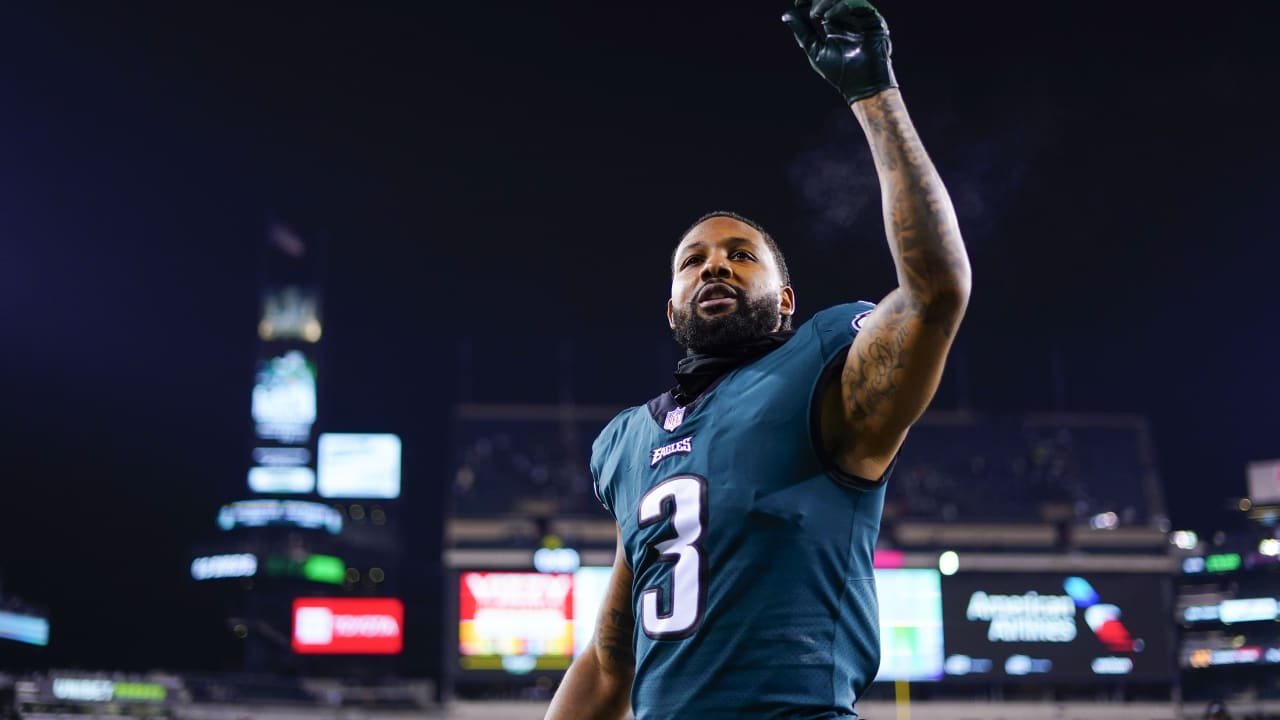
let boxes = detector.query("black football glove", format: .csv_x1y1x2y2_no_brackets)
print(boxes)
782,0,898,104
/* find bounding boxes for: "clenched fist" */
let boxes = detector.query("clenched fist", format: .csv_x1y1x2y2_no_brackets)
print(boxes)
782,0,897,104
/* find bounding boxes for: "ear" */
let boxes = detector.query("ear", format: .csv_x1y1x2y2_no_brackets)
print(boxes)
779,286,796,319
667,297,676,329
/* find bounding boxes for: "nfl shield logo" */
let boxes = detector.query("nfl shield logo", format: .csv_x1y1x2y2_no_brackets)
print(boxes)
663,407,686,432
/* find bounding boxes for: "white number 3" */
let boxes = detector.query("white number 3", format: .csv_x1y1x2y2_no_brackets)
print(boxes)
638,474,706,639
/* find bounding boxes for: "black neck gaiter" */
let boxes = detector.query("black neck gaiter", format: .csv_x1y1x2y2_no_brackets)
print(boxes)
671,331,795,406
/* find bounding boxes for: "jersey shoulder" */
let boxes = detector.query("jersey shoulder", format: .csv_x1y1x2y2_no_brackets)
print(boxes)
800,300,878,336
791,300,879,359
589,404,648,518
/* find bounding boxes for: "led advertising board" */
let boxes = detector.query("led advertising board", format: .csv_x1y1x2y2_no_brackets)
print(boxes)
461,567,942,679
252,350,317,443
317,433,402,499
458,572,574,673
1176,570,1280,669
940,573,1173,680
572,567,612,658
292,598,404,655
874,569,945,681
1182,553,1244,575
1183,597,1279,625
1182,628,1280,669
264,554,346,585
50,679,166,703
1247,459,1280,505
216,499,343,534
190,554,257,581
0,610,50,647
248,465,316,494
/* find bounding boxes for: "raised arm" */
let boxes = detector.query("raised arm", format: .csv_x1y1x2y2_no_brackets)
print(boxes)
544,528,635,720
785,1,972,480
839,89,970,477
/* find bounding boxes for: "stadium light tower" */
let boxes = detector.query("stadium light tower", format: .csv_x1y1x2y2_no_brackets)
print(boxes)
188,221,408,677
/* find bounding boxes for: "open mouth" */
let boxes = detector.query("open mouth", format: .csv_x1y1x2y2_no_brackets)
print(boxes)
696,282,739,311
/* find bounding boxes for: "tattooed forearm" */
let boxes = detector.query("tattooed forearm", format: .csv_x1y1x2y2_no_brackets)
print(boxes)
828,90,972,457
853,89,971,334
597,607,635,671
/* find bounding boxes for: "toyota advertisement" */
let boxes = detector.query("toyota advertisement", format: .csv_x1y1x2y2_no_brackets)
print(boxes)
940,573,1173,680
292,598,404,655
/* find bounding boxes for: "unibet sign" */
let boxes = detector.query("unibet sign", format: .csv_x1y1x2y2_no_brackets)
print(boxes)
51,679,166,703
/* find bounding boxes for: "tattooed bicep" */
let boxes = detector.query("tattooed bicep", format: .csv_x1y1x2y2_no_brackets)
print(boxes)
841,292,914,432
834,287,959,477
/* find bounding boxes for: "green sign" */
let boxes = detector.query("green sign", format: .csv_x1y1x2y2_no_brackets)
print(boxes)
303,554,346,584
1205,553,1241,573
113,682,166,702
263,553,346,585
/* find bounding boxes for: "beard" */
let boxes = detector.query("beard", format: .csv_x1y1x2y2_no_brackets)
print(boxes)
671,289,783,354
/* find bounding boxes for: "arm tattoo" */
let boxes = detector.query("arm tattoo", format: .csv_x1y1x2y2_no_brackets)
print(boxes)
838,90,971,438
597,607,635,669
855,90,969,336
843,293,911,425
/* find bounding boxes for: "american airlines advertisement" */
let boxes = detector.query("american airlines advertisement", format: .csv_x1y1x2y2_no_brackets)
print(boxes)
940,574,1173,681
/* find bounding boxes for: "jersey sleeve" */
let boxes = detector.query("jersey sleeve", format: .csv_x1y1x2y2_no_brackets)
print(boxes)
589,410,631,520
806,301,899,490
813,300,878,360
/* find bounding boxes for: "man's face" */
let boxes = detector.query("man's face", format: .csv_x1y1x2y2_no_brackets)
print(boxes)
667,216,795,353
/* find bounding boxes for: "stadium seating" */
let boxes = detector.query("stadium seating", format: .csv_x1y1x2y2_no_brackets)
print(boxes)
452,413,610,520
450,407,1162,531
890,413,1157,525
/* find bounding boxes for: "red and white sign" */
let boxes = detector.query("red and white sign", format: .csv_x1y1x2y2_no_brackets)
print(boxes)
458,572,574,657
292,598,404,655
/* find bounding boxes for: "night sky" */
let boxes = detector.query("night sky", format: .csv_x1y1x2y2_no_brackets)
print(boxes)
1,1,1277,672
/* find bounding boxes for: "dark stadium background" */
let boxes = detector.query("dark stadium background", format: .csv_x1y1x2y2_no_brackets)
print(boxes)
1,0,1276,679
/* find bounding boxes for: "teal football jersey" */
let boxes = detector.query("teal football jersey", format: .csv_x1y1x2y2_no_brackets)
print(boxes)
591,302,891,720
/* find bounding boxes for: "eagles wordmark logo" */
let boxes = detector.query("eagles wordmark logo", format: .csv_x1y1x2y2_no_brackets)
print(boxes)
651,436,693,467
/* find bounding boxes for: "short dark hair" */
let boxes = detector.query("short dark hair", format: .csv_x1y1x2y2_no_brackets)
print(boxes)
674,210,791,286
